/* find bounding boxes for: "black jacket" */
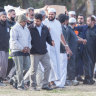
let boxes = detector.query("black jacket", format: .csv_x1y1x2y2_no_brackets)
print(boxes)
0,21,9,52
29,24,52,54
60,25,67,53
66,26,78,54
7,18,15,30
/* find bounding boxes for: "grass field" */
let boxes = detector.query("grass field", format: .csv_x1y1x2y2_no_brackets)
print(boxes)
0,82,96,96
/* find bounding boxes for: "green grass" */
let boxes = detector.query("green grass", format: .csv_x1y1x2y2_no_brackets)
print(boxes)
0,83,96,96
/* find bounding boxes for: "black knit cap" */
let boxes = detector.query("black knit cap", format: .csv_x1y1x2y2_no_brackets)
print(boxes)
0,7,6,16
58,14,69,23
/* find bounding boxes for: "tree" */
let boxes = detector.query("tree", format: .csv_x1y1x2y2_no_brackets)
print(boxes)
71,0,76,10
86,0,94,15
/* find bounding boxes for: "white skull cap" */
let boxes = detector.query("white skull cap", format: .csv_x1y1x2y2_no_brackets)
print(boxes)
69,17,76,23
48,8,56,13
69,11,76,15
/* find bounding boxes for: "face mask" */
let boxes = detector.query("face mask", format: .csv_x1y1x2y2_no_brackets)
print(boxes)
11,17,15,21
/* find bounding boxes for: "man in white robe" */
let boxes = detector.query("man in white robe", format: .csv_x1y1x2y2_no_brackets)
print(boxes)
43,8,72,87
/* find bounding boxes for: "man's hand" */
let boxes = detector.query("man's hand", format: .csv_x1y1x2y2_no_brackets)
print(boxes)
27,47,30,53
22,47,30,53
65,45,72,57
51,41,55,46
82,39,87,45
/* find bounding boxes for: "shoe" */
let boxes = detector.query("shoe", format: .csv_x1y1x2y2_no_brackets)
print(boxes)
49,84,57,89
49,82,57,89
9,79,14,85
77,76,83,82
0,82,7,86
72,80,79,86
18,86,26,90
29,87,41,91
42,86,53,90
13,82,17,89
65,80,72,86
89,79,95,85
27,81,30,87
83,79,95,85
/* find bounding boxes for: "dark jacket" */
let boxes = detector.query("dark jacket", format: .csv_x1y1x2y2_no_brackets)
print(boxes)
7,18,15,31
0,21,9,52
29,24,52,54
60,25,67,53
66,26,78,54
86,25,96,62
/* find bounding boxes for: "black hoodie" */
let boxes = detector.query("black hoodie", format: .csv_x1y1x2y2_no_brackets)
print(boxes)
0,20,9,52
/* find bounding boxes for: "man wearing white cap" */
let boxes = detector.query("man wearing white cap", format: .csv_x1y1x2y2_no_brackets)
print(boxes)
66,17,86,86
69,11,76,18
43,8,72,87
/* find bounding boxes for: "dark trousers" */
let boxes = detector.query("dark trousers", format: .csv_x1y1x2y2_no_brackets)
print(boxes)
75,49,84,76
82,45,95,80
7,59,15,76
67,54,76,80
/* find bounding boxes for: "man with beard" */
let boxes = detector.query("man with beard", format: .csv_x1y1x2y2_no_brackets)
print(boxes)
66,17,87,86
0,8,9,86
56,14,69,87
83,16,96,84
29,13,55,90
43,8,72,88
75,15,85,81
75,16,96,84
26,7,34,27
7,9,16,30
6,9,16,81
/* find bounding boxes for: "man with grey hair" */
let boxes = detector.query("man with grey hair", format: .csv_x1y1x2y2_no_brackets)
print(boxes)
0,8,9,86
38,10,46,21
26,7,34,26
10,14,31,90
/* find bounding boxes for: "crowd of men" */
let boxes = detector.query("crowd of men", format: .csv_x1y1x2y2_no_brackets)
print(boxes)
0,6,96,91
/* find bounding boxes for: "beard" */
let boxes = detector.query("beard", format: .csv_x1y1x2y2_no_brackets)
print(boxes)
78,22,83,25
0,20,6,26
48,17,55,21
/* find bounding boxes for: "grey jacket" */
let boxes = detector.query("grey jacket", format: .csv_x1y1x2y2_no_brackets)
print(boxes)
10,22,32,52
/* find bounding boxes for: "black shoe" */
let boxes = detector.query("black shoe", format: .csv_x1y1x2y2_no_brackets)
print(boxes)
13,82,17,89
77,76,83,82
83,79,95,85
89,79,95,85
10,79,14,85
42,86,53,90
83,79,90,84
27,81,30,87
